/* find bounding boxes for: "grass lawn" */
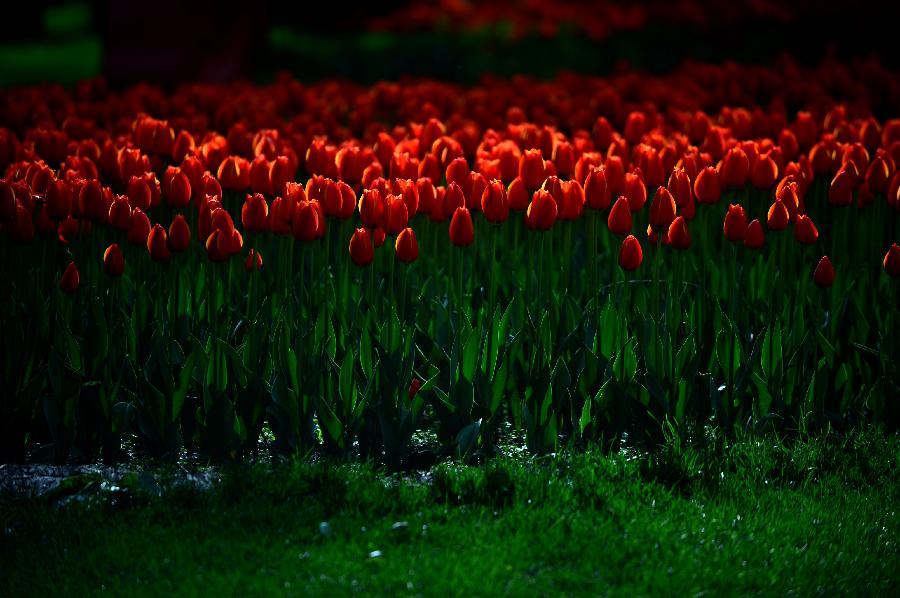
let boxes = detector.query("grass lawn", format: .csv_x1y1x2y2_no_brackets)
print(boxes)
2,429,899,596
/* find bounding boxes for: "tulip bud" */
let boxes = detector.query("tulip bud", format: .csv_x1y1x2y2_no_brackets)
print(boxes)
168,214,191,252
60,261,80,293
374,227,386,248
408,378,422,401
242,193,270,232
108,195,133,231
744,219,765,249
794,215,818,245
618,235,643,271
359,189,385,228
623,172,646,213
446,157,469,190
723,204,747,242
519,149,546,190
167,170,192,208
667,216,691,250
693,166,720,205
103,244,125,276
585,167,611,211
45,179,72,221
767,200,790,231
751,153,778,189
649,186,676,231
607,195,632,236
828,169,854,206
883,243,900,276
383,194,409,236
292,200,321,242
481,180,509,224
349,228,374,267
720,148,749,188
667,167,692,210
813,256,835,288
526,189,557,231
269,155,294,197
395,227,419,263
147,223,171,261
128,208,151,246
507,177,529,211
449,206,475,246
245,248,263,272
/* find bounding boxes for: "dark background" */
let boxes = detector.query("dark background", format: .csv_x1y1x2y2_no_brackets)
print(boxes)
1,1,899,88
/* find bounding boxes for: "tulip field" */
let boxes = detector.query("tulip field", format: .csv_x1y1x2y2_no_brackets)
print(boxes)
1,58,900,469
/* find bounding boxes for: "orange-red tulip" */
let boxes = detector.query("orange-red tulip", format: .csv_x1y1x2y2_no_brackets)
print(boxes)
649,186,676,231
884,243,900,276
667,216,691,250
481,180,509,223
60,261,80,293
767,200,790,231
242,193,269,232
794,214,819,245
395,227,419,262
694,166,720,204
618,235,643,271
519,149,546,190
103,244,125,276
245,248,263,272
128,208,151,246
828,168,854,206
168,214,191,252
449,206,475,246
720,147,749,188
526,189,557,231
585,166,611,210
349,228,374,267
167,170,191,208
724,204,747,242
814,256,835,288
147,223,171,260
745,219,765,249
751,153,778,189
607,195,632,236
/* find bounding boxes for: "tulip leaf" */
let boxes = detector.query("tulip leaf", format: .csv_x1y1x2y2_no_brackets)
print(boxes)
359,328,373,380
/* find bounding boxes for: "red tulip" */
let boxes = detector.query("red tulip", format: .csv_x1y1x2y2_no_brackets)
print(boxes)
667,167,692,210
449,206,475,246
507,177,529,211
108,195,132,231
45,179,72,221
0,180,15,223
103,244,125,276
245,248,263,272
649,186,676,231
60,261,80,293
667,216,691,250
883,243,900,276
585,167,611,210
445,157,469,190
607,195,632,236
395,227,419,262
559,180,584,221
618,235,643,271
724,204,747,242
828,169,854,206
751,153,778,189
359,189,385,228
128,208,151,246
481,180,509,223
374,227,386,248
794,214,819,245
744,219,765,249
167,170,192,208
623,172,646,213
813,256,835,288
293,200,321,242
9,203,35,243
349,228,374,267
767,200,790,231
269,155,294,196
78,179,106,221
720,147,749,188
694,166,720,204
147,224,171,261
519,149,546,190
168,215,191,252
383,194,409,235
526,189,557,231
242,193,269,232
394,178,418,217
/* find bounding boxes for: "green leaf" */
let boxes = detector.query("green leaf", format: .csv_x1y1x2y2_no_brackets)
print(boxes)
339,350,355,408
579,395,592,434
359,328,373,380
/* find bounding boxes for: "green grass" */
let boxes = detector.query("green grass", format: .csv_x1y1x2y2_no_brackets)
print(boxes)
2,429,899,596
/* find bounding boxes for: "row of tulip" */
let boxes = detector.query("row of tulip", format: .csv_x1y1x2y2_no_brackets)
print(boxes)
1,63,899,464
